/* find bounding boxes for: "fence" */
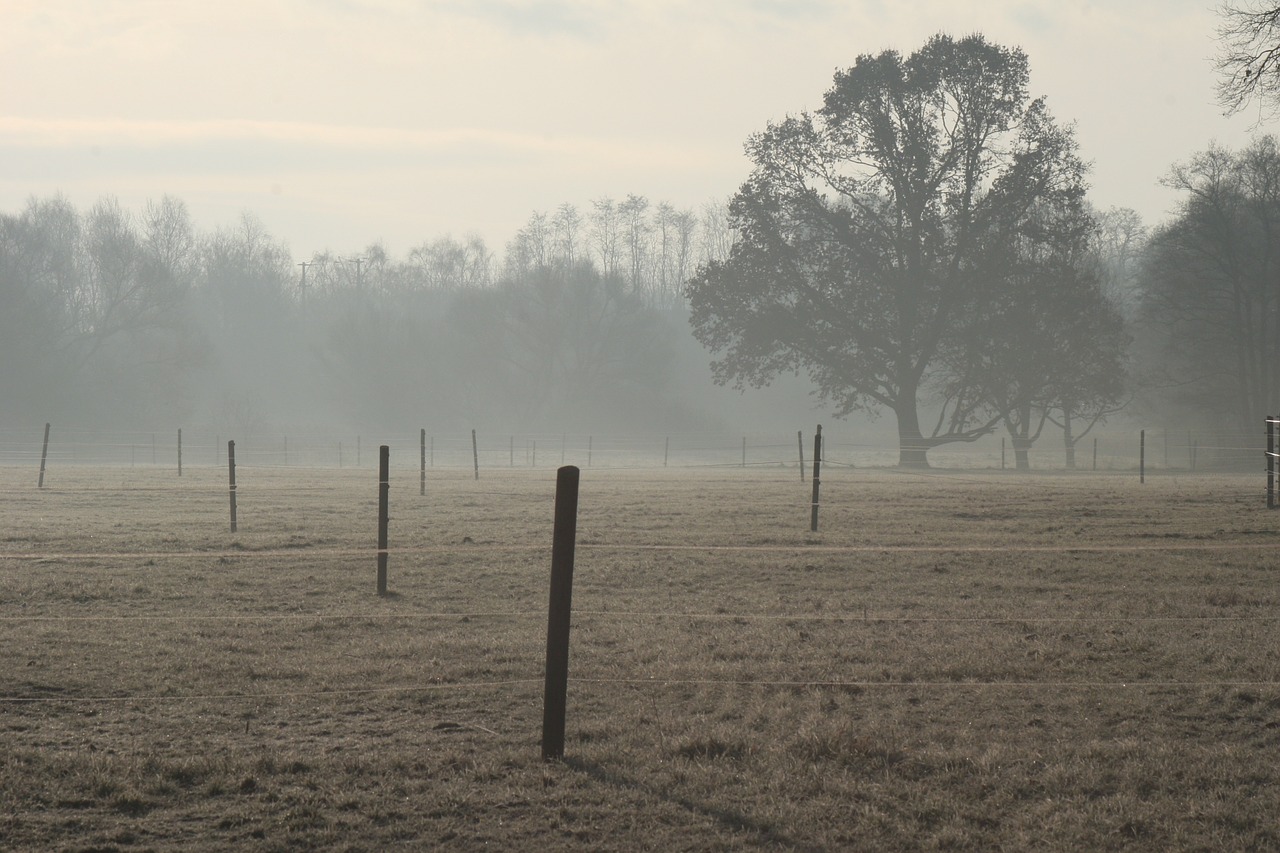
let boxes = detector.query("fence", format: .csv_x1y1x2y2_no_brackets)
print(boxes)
0,423,1267,473
2,454,1278,767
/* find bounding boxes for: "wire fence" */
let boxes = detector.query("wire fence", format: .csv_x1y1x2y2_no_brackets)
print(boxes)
3,461,1279,716
0,424,1269,472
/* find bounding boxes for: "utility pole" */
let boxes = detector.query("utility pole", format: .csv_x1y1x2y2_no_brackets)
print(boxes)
353,257,365,289
298,260,310,308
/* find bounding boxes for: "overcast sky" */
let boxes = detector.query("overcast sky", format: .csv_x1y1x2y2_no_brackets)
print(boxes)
1,0,1265,257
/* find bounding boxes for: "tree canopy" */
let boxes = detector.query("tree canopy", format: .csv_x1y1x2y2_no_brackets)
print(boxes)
687,33,1118,466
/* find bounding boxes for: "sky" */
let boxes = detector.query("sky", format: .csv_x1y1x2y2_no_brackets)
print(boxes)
0,0,1266,258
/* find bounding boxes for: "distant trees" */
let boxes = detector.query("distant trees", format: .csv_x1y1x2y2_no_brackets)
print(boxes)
0,194,202,425
687,33,1122,466
1138,137,1280,435
0,190,728,434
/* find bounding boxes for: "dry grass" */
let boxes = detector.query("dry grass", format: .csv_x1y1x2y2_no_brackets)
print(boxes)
2,461,1279,850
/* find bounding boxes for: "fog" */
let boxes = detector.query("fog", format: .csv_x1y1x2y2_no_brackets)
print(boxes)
0,194,863,450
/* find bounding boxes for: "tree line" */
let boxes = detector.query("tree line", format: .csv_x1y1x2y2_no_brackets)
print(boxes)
0,194,735,437
4,21,1279,465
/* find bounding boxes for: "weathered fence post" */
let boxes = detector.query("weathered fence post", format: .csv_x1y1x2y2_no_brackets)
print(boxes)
588,436,593,468
510,435,514,467
1001,437,1006,470
542,465,581,761
177,428,182,477
664,436,669,468
742,436,746,468
378,445,389,594
228,440,238,533
798,430,805,482
1140,429,1145,484
810,425,822,533
1268,417,1276,509
37,422,50,488
420,429,426,497
1093,437,1098,471
472,429,480,480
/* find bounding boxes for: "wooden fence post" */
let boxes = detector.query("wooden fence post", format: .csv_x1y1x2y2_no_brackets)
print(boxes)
1268,417,1276,509
38,422,50,488
542,465,581,761
810,425,822,533
228,440,237,533
742,436,746,468
378,445,389,594
798,430,805,481
664,436,669,468
472,429,479,480
1093,437,1098,471
420,429,427,496
178,428,183,477
1140,429,1145,484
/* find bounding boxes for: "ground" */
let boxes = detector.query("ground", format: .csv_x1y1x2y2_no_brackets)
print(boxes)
1,462,1278,851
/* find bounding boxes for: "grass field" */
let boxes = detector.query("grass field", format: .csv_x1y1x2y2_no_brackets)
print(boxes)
2,461,1279,851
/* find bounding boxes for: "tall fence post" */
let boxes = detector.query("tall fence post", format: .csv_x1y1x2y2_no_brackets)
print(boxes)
472,429,479,480
420,429,427,496
228,440,238,533
37,422,50,488
1268,417,1276,509
542,465,581,762
1093,437,1098,472
742,436,746,468
664,436,669,468
1140,429,1145,484
810,425,822,533
1001,437,1006,470
178,428,183,477
798,430,805,482
378,445,390,594
588,436,593,468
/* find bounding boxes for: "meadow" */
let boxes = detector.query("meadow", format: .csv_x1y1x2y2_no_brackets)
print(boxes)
1,459,1278,851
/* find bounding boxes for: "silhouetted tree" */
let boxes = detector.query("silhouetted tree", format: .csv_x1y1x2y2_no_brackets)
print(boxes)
687,34,1092,466
1139,137,1280,435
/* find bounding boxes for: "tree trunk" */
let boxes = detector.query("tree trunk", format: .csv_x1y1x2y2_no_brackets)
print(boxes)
1013,437,1032,470
1012,402,1032,470
895,403,930,468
